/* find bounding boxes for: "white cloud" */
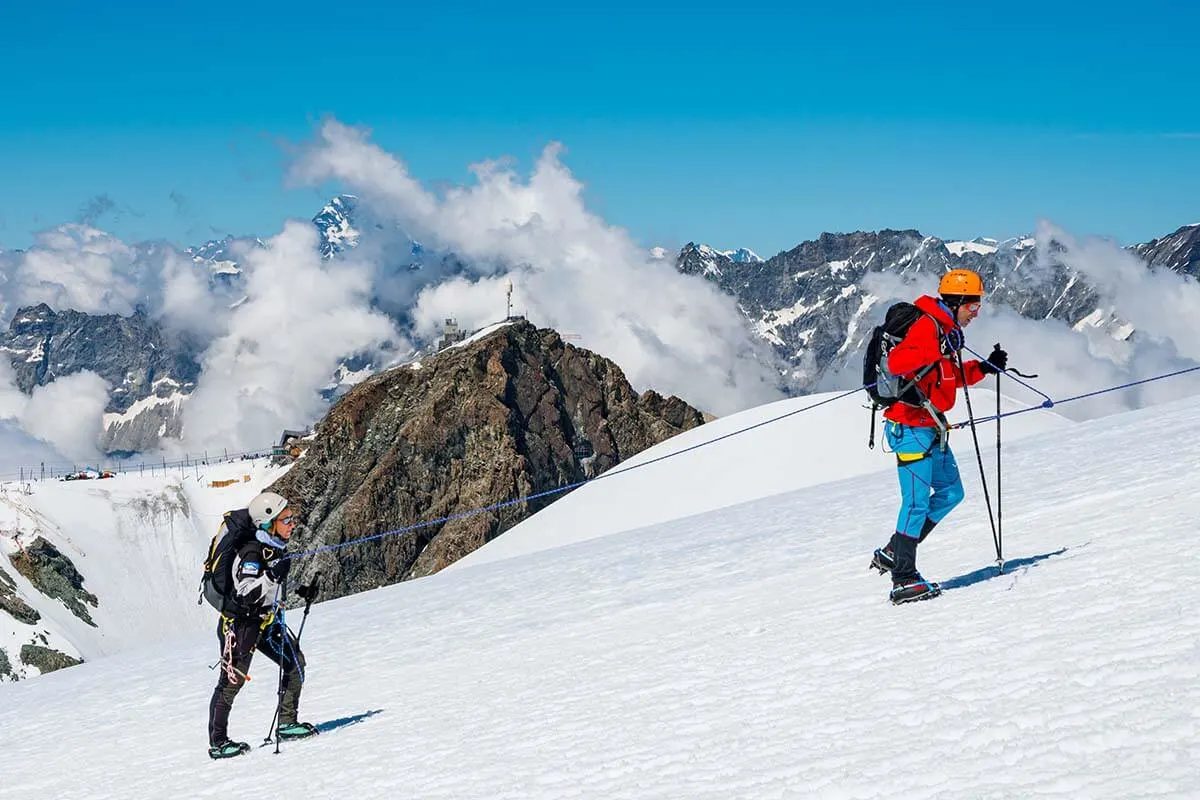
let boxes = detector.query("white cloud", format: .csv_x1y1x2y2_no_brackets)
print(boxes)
5,224,147,315
178,220,400,452
0,421,71,477
0,357,27,421
292,120,784,415
0,360,109,469
157,248,232,340
858,269,932,308
17,371,109,463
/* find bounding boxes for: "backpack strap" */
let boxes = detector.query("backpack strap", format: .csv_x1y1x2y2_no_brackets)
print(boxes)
892,313,943,409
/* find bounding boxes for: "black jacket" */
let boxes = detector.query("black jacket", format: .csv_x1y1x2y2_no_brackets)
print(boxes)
226,513,291,618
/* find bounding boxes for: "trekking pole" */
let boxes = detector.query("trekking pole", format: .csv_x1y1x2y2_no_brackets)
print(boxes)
956,349,1002,570
263,572,322,753
264,585,287,753
291,571,322,647
996,359,1003,570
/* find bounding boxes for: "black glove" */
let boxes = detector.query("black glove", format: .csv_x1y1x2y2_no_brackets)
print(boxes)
266,557,290,582
943,327,964,352
980,344,1008,375
296,571,322,603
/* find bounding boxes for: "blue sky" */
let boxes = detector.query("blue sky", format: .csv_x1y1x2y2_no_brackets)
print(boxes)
2,1,1197,257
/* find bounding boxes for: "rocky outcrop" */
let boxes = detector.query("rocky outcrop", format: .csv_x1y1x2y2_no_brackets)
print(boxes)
19,644,82,675
9,537,98,626
0,567,41,625
273,320,706,598
100,396,186,455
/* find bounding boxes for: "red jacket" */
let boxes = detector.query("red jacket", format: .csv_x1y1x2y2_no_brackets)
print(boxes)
882,295,987,428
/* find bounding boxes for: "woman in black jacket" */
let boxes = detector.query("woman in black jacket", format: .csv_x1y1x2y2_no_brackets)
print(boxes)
207,491,318,759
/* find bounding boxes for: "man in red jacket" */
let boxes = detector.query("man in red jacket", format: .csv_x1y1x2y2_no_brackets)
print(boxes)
869,269,1007,604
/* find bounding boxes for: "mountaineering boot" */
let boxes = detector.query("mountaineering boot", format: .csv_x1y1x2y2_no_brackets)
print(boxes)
888,533,941,605
889,577,942,604
871,518,938,575
276,721,319,741
208,739,250,759
869,533,898,575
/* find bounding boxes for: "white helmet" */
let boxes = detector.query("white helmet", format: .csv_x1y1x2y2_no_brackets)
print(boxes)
248,491,288,528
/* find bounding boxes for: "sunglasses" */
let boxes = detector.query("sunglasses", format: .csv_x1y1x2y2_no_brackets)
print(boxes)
964,302,981,313
277,515,297,526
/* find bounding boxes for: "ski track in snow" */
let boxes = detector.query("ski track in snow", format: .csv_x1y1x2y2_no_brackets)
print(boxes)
2,394,1200,797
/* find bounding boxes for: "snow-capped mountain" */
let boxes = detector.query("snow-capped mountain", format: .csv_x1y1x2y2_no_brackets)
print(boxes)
649,245,759,265
0,382,1055,682
675,227,1180,393
943,237,1001,256
0,196,419,455
183,236,244,284
672,244,763,277
2,384,1199,796
0,303,201,454
720,246,762,263
185,193,363,275
312,194,361,258
1130,221,1200,273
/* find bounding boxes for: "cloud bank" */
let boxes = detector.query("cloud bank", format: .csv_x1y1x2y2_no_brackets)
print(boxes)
2,225,148,316
0,358,108,465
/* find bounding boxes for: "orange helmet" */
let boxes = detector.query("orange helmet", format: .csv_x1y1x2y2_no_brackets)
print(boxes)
938,269,984,298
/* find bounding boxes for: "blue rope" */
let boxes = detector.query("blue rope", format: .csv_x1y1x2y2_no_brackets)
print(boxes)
286,361,1200,563
954,363,1200,427
277,618,305,687
285,384,869,561
601,385,868,479
288,481,588,560
265,589,307,687
962,344,1055,404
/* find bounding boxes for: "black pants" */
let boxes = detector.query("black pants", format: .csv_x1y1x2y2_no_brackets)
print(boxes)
208,614,306,746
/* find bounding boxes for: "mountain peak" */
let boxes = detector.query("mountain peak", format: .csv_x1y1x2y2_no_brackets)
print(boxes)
271,318,706,593
721,247,762,263
313,193,361,258
675,243,762,279
1130,223,1200,273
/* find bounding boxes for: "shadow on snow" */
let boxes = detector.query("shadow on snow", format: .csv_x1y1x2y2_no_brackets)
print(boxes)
316,708,386,734
940,547,1071,592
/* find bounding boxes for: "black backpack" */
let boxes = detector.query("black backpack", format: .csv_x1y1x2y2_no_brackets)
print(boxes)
198,509,257,612
862,302,937,408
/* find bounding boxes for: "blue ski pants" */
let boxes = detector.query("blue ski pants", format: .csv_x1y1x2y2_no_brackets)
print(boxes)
885,421,965,539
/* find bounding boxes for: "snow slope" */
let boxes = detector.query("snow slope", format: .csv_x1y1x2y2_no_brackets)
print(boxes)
2,391,1199,798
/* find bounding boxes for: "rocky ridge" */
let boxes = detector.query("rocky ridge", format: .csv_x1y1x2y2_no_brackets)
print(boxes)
271,320,706,598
